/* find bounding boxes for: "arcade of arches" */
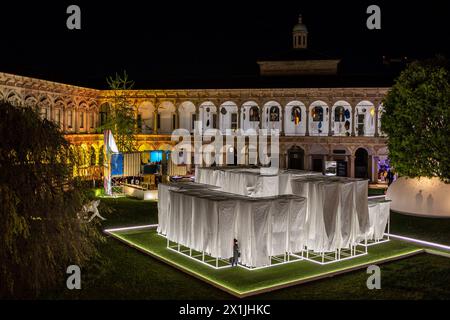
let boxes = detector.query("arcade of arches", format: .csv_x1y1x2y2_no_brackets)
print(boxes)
0,72,389,183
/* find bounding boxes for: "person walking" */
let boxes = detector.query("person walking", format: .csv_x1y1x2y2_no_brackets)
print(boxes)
232,239,239,267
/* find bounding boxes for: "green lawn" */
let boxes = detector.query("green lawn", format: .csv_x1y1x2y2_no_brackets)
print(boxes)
108,228,423,297
390,211,450,245
45,196,450,299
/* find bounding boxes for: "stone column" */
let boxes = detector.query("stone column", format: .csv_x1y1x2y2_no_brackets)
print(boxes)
371,155,379,183
153,108,158,135
176,106,180,129
308,154,313,171
237,105,241,131
351,105,356,136
305,105,310,136
374,104,379,137
62,108,67,133
328,106,333,136
74,109,79,133
195,104,200,130
349,155,355,178
280,105,285,136
368,154,373,182
259,106,263,132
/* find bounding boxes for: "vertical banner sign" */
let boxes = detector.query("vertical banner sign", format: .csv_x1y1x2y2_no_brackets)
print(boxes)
104,130,119,195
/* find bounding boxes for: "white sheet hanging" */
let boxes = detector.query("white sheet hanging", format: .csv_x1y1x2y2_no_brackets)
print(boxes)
368,200,390,241
161,168,377,267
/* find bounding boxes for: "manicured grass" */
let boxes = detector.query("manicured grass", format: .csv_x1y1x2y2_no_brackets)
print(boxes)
368,187,386,196
99,197,158,228
44,196,450,299
108,228,422,297
390,211,450,245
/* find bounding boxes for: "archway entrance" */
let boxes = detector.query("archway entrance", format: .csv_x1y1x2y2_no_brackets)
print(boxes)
354,148,368,179
288,146,304,170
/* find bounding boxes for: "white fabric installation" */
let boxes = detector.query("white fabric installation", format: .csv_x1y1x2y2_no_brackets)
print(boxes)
290,176,370,253
195,167,321,197
367,199,390,240
166,188,307,267
157,182,220,235
159,167,390,268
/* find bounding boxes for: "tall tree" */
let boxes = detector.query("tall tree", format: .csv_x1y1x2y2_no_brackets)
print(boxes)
98,71,137,152
0,101,103,298
381,57,450,183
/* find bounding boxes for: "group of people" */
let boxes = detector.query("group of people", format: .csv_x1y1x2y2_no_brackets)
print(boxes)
378,165,396,186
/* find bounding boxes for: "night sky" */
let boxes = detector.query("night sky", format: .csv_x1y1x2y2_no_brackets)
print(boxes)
1,0,449,88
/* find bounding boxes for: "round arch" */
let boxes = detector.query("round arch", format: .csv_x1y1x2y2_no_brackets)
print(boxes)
199,101,217,132
355,100,376,136
241,101,260,133
354,147,369,179
157,101,176,133
219,101,238,134
287,145,305,170
262,101,282,132
285,101,307,136
309,100,329,136
137,101,155,134
179,101,196,132
331,100,352,136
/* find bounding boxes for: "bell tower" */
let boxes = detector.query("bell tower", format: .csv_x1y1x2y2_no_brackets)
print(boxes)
293,14,308,49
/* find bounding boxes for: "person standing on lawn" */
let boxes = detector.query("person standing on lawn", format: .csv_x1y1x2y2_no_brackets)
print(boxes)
232,239,239,267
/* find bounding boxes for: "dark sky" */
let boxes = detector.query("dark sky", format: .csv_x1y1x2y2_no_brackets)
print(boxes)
1,0,449,88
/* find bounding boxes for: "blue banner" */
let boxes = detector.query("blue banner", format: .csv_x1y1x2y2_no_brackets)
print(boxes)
111,153,124,176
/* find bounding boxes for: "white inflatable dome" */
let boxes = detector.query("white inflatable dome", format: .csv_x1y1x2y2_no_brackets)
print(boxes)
386,177,450,217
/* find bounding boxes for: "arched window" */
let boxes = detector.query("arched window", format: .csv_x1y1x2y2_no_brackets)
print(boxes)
67,110,73,128
312,106,323,122
100,103,110,126
269,106,280,122
334,106,345,122
291,106,302,125
249,106,259,121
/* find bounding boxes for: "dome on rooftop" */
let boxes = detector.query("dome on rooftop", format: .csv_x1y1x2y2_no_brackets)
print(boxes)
293,15,307,33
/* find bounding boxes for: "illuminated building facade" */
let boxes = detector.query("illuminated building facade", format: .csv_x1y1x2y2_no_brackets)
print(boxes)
0,15,390,183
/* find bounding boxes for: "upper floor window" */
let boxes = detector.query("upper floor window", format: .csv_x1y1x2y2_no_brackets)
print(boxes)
55,109,61,126
291,106,302,125
334,106,345,122
231,113,238,130
269,106,280,122
249,106,259,122
312,106,323,122
67,110,73,128
90,112,94,129
79,112,84,128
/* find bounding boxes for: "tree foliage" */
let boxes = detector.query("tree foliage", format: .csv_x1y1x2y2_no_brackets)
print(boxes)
0,101,103,298
98,71,137,152
381,57,450,183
